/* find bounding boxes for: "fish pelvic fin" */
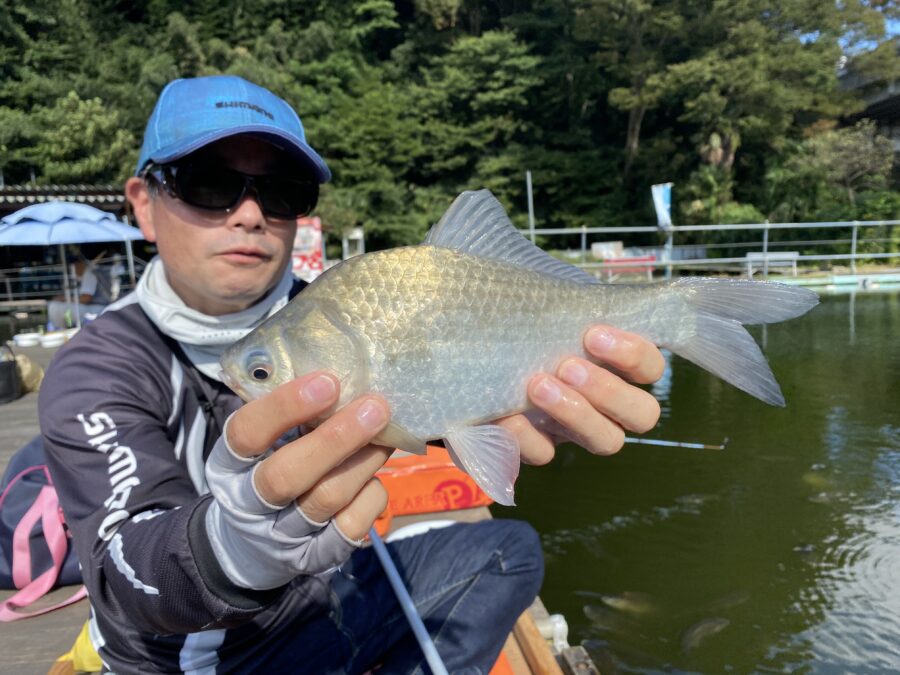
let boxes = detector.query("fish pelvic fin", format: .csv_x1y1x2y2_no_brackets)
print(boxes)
376,423,428,455
444,425,520,506
662,279,818,407
425,190,599,285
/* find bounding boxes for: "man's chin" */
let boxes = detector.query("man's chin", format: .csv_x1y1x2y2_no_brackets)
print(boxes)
219,280,283,311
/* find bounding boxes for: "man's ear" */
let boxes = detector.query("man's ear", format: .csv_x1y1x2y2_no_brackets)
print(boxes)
125,177,157,242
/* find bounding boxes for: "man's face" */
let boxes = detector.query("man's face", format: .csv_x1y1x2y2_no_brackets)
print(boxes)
127,136,306,316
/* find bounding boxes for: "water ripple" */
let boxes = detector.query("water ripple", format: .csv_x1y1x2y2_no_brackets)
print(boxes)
540,493,718,557
794,501,900,670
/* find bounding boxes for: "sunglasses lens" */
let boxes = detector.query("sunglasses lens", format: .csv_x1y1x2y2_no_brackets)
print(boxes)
174,165,246,210
257,177,319,219
163,164,319,219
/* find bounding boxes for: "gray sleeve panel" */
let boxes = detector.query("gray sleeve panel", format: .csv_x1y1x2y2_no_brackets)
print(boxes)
204,422,362,590
187,498,286,614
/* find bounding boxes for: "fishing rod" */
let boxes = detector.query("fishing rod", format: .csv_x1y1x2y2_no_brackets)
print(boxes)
624,436,729,450
369,527,450,675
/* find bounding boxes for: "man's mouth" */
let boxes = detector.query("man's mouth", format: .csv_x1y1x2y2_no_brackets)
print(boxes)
219,247,271,264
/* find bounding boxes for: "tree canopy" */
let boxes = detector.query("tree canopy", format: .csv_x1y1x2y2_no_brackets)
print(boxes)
0,0,897,248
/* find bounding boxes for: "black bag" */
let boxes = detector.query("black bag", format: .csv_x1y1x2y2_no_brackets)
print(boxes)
0,345,21,404
0,435,85,621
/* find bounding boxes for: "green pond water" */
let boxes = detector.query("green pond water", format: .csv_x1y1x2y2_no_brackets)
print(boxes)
505,289,900,673
3,288,897,671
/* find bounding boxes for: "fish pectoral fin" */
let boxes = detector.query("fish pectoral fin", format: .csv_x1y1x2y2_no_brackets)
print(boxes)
374,423,428,455
444,425,521,507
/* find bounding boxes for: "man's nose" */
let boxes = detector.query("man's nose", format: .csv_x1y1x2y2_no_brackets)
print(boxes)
228,192,267,231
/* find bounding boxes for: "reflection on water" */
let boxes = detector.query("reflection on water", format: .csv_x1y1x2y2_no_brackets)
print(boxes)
508,289,900,673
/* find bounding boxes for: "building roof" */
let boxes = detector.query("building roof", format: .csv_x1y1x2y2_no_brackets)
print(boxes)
0,184,126,219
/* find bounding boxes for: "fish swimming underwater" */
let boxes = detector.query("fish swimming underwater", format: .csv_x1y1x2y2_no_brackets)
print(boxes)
220,190,818,505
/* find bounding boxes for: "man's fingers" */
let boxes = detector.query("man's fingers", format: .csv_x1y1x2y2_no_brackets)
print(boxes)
528,374,627,456
584,326,665,384
557,358,661,434
227,373,340,458
253,396,390,506
495,414,556,466
334,479,389,542
297,444,393,524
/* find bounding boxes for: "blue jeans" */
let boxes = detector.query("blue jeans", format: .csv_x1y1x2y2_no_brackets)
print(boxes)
262,519,544,674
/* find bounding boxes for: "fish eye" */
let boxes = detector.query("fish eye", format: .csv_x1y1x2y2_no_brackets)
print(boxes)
245,350,274,382
250,364,271,381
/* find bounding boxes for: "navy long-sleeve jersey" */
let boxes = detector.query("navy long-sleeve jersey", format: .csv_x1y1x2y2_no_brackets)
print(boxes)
38,289,336,673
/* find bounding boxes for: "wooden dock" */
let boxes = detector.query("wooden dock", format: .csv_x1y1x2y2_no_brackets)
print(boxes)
0,344,594,675
0,344,88,675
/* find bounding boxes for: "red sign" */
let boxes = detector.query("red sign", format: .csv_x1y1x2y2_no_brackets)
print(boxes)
292,217,324,281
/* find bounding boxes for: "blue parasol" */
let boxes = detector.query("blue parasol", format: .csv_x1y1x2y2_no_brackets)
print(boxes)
0,201,144,327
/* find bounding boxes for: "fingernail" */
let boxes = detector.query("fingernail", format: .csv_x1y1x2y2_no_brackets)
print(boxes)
533,377,562,405
357,399,387,431
301,375,336,403
587,327,615,354
559,359,588,387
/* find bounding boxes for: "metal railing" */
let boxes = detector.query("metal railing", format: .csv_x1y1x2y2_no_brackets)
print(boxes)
526,219,900,279
0,257,148,304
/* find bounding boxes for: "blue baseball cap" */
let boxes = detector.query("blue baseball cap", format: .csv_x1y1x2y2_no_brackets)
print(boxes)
135,75,331,182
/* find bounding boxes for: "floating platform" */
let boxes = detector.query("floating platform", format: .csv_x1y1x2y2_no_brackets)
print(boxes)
767,272,900,289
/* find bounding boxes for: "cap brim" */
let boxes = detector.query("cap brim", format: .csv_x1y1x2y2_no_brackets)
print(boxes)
144,124,332,183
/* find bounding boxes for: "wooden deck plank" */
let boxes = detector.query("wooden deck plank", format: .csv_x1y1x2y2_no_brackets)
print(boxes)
0,585,88,674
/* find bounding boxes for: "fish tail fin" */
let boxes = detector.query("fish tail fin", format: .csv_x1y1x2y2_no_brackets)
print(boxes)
660,279,818,406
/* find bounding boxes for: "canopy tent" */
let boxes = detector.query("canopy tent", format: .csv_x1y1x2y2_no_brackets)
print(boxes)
0,201,145,327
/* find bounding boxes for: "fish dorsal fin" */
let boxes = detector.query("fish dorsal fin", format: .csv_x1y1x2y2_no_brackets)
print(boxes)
424,189,599,285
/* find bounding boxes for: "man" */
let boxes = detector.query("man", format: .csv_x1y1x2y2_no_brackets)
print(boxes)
39,75,662,673
47,251,115,328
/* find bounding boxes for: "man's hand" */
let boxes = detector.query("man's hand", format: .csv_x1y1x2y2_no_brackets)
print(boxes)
498,325,664,464
204,374,391,589
227,373,391,541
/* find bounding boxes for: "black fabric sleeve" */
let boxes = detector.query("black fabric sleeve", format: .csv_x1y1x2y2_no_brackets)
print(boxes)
38,312,282,634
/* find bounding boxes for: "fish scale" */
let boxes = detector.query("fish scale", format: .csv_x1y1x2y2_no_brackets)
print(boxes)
312,246,591,439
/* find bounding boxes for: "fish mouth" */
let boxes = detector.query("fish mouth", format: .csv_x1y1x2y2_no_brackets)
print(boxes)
219,369,255,401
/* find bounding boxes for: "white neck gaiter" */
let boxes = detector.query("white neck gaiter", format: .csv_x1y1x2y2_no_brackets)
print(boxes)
136,256,293,380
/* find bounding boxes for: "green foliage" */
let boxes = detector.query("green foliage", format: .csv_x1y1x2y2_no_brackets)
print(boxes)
29,92,136,184
0,0,896,248
765,120,896,222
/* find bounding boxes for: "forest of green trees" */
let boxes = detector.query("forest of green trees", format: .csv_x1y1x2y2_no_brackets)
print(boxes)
1,0,898,249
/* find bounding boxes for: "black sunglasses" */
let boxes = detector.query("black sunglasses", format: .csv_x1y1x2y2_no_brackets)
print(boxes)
144,162,319,220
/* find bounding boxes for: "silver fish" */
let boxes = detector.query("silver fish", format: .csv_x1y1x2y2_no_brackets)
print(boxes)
220,190,818,505
681,617,730,653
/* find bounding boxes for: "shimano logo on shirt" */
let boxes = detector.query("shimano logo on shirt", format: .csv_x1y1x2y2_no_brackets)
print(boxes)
77,412,141,541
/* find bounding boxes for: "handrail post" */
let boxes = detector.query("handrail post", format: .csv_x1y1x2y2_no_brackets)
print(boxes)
665,231,673,280
126,240,137,285
526,170,536,243
581,225,587,264
851,221,858,274
763,221,769,278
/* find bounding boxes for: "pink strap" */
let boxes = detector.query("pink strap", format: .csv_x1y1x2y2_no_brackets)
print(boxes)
0,464,52,510
11,484,53,588
0,583,87,622
0,486,87,622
